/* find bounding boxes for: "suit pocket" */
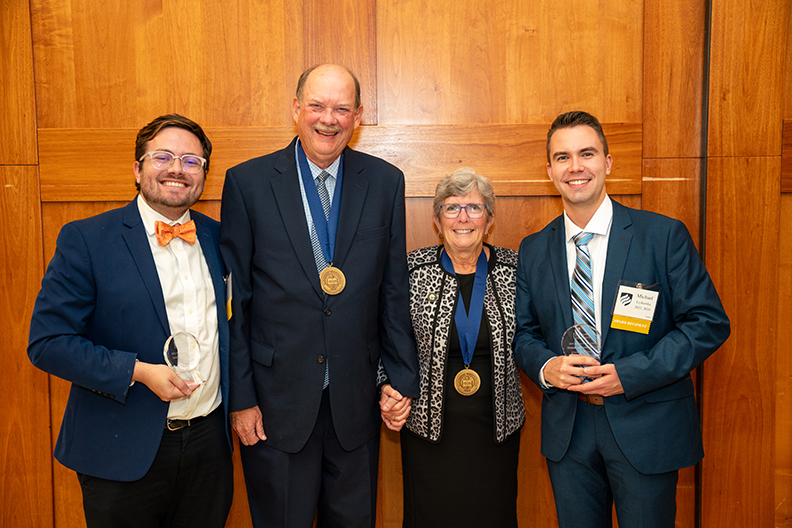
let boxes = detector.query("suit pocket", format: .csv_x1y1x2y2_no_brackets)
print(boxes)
250,339,275,367
354,225,388,242
643,376,694,402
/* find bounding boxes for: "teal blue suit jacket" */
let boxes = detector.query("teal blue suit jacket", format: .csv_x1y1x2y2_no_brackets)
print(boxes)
514,200,730,474
28,200,231,481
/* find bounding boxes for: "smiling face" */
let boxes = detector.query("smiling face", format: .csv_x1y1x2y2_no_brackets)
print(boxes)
546,125,613,226
433,189,494,259
134,127,206,220
292,65,363,169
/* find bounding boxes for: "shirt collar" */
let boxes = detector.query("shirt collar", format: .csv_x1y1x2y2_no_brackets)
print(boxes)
295,138,341,180
563,195,613,243
137,194,192,237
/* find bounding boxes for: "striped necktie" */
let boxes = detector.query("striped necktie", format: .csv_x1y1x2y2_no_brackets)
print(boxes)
309,170,331,388
571,232,596,330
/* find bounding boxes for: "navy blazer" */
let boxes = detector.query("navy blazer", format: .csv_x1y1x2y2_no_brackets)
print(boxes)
28,200,231,482
220,138,419,453
514,200,730,475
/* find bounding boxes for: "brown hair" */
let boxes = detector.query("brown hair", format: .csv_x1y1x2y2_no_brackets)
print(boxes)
546,111,609,163
134,114,212,190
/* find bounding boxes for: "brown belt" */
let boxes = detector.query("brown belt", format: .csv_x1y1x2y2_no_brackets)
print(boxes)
577,393,605,406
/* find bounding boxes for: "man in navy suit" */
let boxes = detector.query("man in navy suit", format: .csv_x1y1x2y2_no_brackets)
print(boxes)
28,114,233,527
220,64,419,528
514,111,730,527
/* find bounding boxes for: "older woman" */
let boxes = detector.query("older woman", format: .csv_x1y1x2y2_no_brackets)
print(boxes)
383,167,525,528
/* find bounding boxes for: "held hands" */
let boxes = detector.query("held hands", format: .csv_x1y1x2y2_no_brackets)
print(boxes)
231,406,267,446
379,384,412,432
543,355,624,397
132,361,194,402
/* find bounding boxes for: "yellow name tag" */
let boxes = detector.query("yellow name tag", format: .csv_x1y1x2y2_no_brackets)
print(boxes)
610,284,658,334
611,315,651,334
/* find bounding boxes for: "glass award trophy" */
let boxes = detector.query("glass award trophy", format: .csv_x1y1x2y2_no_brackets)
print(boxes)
561,324,601,382
163,332,205,388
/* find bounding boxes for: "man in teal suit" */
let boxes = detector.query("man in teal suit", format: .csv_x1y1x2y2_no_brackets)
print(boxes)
514,111,730,527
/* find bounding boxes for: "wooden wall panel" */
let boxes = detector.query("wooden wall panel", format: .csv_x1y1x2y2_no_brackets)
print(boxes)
376,0,642,125
701,157,779,527
777,194,792,527
31,0,300,128
783,120,792,193
303,0,378,124
38,123,643,202
708,0,788,157
0,0,38,163
0,167,51,527
643,0,705,158
642,158,701,527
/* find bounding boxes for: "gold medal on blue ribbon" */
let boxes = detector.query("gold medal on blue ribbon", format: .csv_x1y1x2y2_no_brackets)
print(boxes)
320,265,346,295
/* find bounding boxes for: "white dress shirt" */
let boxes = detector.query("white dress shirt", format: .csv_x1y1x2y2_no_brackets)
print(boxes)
540,196,614,387
137,195,221,420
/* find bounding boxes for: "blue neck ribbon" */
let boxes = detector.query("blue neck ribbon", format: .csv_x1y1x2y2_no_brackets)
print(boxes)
441,249,488,366
297,142,344,264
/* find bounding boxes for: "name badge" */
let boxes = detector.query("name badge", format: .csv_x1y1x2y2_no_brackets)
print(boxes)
610,282,659,334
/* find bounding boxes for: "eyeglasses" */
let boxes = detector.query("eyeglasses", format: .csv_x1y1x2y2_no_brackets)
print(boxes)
139,151,206,174
440,203,487,219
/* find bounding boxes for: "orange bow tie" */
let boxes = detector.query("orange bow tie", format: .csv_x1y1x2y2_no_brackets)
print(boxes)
155,220,196,246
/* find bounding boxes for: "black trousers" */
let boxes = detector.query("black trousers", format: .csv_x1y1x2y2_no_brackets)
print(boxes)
78,407,233,528
240,389,380,528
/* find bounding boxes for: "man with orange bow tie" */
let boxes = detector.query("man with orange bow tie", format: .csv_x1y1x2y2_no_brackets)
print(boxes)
28,114,233,528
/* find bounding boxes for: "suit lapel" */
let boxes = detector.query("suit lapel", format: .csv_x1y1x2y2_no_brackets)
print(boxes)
549,216,574,331
121,200,170,335
271,141,324,297
193,214,225,310
332,148,368,269
600,201,632,347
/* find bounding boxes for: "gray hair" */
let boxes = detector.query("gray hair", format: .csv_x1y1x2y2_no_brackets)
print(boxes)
433,167,495,218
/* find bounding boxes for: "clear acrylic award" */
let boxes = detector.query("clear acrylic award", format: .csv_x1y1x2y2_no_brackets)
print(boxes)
561,324,601,382
163,332,205,388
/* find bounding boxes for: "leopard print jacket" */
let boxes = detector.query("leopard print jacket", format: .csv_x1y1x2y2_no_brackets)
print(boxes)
394,244,525,444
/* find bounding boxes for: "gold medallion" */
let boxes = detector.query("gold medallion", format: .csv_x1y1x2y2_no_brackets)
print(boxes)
320,266,346,295
454,367,481,396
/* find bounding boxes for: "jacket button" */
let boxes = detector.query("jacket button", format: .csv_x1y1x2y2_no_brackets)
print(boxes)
324,308,332,316
317,356,325,363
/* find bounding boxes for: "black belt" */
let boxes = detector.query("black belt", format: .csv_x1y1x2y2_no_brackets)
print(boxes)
166,407,218,431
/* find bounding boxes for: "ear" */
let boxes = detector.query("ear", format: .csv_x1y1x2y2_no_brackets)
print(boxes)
292,96,301,125
134,161,142,185
605,154,613,175
353,105,363,129
433,214,442,235
546,162,553,180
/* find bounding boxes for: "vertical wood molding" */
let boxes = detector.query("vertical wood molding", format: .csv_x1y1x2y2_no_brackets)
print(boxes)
0,0,37,163
0,167,51,527
702,157,779,527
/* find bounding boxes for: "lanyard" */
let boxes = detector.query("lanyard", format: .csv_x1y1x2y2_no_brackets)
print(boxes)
297,142,344,263
441,249,487,366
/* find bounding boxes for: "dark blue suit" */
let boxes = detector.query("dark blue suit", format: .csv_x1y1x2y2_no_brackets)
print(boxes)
28,200,231,482
220,138,419,527
514,200,730,524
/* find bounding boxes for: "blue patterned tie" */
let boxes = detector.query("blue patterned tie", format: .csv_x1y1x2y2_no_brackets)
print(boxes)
310,171,331,388
571,232,596,330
